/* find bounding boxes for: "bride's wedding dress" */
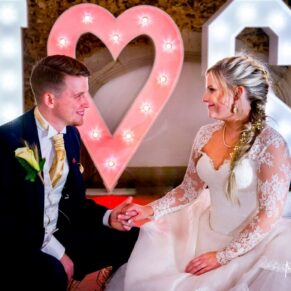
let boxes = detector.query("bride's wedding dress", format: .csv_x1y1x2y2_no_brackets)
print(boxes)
106,122,291,291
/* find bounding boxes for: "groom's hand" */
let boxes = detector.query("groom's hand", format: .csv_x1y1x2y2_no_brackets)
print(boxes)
109,197,136,231
118,204,153,228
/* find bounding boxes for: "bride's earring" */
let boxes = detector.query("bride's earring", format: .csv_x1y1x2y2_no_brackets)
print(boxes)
232,104,238,114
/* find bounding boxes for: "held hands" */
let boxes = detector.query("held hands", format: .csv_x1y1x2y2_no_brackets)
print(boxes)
185,251,221,276
110,197,154,231
110,197,136,231
118,203,153,229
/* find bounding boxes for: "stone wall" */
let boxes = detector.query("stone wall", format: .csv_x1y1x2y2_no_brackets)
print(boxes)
23,0,291,108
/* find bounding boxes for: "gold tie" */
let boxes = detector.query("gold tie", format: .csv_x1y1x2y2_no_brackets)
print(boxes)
50,134,66,188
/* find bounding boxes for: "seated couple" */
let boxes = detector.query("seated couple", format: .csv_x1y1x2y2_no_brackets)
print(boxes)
0,54,290,291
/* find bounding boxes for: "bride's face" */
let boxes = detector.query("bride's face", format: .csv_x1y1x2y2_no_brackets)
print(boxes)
202,73,233,120
203,73,252,123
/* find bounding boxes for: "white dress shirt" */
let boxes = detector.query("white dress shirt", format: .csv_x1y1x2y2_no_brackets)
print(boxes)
35,111,111,260
35,114,68,259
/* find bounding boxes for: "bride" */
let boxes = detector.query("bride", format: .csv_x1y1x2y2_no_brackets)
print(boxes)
106,54,291,291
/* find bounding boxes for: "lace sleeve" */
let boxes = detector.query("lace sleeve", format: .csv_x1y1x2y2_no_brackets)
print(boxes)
149,127,209,219
216,130,291,265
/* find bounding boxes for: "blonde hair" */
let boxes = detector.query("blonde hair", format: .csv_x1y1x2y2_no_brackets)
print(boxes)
207,54,270,203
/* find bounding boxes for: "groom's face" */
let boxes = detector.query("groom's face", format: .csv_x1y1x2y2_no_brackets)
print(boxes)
52,75,90,128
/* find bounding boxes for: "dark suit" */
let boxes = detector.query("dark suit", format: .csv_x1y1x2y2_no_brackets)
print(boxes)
0,109,138,290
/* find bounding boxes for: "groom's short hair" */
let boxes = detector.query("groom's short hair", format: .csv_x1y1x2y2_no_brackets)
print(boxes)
30,54,90,103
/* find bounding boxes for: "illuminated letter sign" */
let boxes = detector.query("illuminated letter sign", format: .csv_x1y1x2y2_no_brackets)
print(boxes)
0,0,27,125
202,0,291,151
202,0,291,70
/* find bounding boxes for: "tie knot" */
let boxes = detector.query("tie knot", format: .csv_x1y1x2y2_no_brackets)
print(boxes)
52,134,64,151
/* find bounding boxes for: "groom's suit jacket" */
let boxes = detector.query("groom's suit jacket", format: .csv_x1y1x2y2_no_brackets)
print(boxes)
0,108,107,258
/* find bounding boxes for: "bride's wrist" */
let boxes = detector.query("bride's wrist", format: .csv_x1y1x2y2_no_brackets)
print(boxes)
216,251,231,265
144,205,154,218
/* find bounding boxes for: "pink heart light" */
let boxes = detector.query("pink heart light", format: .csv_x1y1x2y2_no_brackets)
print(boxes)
47,4,184,192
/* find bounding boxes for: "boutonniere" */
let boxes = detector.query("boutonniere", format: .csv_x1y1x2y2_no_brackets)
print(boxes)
15,141,45,183
72,158,84,174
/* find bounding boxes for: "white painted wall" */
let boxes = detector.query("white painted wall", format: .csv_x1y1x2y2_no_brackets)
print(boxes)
93,61,212,167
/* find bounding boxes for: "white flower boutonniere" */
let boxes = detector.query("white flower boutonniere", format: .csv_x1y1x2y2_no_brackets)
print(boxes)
15,141,45,183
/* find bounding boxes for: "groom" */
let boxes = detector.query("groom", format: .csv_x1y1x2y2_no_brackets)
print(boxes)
0,55,138,290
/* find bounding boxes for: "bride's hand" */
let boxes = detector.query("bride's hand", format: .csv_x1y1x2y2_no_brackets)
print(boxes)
185,251,221,275
118,204,154,227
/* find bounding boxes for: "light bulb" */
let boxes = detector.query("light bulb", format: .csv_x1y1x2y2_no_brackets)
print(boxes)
163,40,176,53
236,4,256,23
82,12,93,24
157,73,169,86
268,12,286,30
0,37,17,58
140,102,153,115
90,128,102,140
138,15,152,27
0,4,17,25
122,129,134,143
110,32,122,44
57,36,69,48
0,70,17,92
105,158,117,169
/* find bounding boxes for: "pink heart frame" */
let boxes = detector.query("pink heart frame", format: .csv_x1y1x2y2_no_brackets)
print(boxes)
47,4,184,192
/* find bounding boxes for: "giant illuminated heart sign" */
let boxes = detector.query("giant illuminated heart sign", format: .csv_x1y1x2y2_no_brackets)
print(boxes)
47,4,184,191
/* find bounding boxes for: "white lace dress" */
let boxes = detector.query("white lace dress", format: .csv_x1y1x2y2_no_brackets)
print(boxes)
105,122,291,291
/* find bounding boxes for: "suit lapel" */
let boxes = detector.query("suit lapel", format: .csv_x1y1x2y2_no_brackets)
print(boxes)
22,108,42,155
63,127,83,189
21,108,44,209
64,128,75,171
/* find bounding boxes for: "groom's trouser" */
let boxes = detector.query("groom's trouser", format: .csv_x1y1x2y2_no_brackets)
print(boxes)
57,224,139,281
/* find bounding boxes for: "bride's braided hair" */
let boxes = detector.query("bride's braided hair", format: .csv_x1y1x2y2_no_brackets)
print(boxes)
207,54,270,203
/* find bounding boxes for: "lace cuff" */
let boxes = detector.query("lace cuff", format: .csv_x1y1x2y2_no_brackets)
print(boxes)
150,203,187,220
216,251,231,265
